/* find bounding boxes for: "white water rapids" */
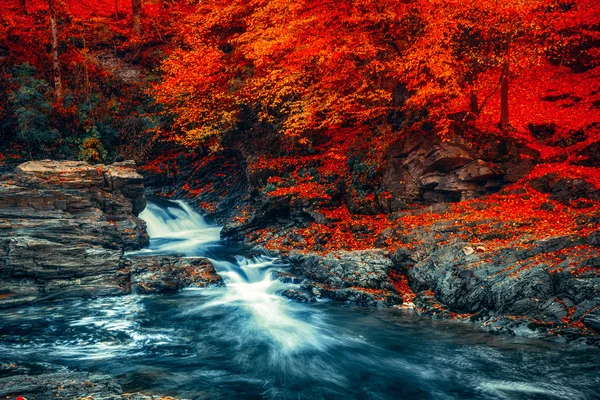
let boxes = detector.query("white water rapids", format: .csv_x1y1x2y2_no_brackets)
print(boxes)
138,199,329,354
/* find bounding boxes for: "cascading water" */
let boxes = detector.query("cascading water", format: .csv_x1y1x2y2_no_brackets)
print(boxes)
138,198,329,354
137,200,222,255
1,198,599,399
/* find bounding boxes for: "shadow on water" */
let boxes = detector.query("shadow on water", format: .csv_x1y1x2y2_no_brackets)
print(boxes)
1,199,599,399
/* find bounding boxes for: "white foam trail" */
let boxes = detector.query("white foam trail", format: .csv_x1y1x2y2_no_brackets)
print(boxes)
204,256,327,353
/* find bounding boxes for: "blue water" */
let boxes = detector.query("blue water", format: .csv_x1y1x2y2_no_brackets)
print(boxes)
1,199,598,399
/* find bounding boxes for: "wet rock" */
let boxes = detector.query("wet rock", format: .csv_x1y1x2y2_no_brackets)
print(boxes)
583,309,600,332
0,372,186,399
130,256,224,294
288,250,396,291
279,288,316,303
285,250,403,307
0,372,122,399
0,160,149,308
395,226,600,343
273,271,304,284
304,283,402,307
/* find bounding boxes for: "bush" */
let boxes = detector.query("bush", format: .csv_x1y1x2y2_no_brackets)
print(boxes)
8,63,58,159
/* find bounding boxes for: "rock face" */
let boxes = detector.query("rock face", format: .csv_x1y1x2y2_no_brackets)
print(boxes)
0,160,148,307
286,250,402,307
392,226,600,343
379,131,536,211
129,256,224,294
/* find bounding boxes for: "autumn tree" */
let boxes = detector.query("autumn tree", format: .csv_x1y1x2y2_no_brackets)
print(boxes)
153,0,562,148
154,0,411,146
398,0,551,130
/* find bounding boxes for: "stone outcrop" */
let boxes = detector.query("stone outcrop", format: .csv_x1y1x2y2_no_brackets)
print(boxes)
379,131,537,211
129,256,224,294
283,250,402,307
0,160,148,307
392,225,600,344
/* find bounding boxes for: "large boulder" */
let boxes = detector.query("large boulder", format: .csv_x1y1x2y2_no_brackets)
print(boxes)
129,256,224,294
287,250,402,306
0,160,149,307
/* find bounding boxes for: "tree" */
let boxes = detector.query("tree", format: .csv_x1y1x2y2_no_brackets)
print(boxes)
398,0,551,130
19,0,27,15
154,0,409,146
47,0,62,100
9,64,59,159
152,0,556,146
132,0,142,35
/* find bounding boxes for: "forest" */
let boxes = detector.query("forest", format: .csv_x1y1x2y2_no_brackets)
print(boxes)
1,0,600,398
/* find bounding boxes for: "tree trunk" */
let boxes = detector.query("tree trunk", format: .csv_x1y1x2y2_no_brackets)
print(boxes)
48,0,62,100
20,0,27,15
132,0,142,36
469,91,479,115
500,62,509,128
115,0,119,19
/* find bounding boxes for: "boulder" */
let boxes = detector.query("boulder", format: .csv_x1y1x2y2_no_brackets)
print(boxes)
286,250,402,306
379,131,537,211
129,256,224,294
288,249,396,291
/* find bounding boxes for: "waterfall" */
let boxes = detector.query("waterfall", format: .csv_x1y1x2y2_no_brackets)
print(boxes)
137,198,329,353
137,199,222,255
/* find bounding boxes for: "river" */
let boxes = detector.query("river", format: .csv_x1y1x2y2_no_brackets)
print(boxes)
1,199,599,399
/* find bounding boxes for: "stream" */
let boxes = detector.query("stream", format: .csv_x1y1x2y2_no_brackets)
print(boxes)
1,199,599,399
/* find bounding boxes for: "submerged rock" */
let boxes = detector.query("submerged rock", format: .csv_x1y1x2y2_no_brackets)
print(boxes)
129,256,224,294
0,160,148,307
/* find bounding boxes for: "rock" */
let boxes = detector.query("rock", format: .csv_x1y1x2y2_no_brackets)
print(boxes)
0,160,149,308
529,173,600,203
303,283,402,307
285,250,403,307
0,372,186,399
395,225,600,341
379,132,513,210
528,122,557,142
462,246,475,256
130,256,224,294
583,309,600,332
279,288,316,303
104,160,146,215
289,249,396,291
0,372,122,399
273,270,304,284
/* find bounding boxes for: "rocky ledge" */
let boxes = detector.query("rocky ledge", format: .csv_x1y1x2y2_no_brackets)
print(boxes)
0,160,222,308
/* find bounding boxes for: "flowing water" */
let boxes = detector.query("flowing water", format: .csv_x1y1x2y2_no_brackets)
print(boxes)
1,199,599,399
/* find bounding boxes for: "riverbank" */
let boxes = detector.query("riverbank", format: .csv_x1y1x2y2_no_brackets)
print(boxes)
143,129,600,346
